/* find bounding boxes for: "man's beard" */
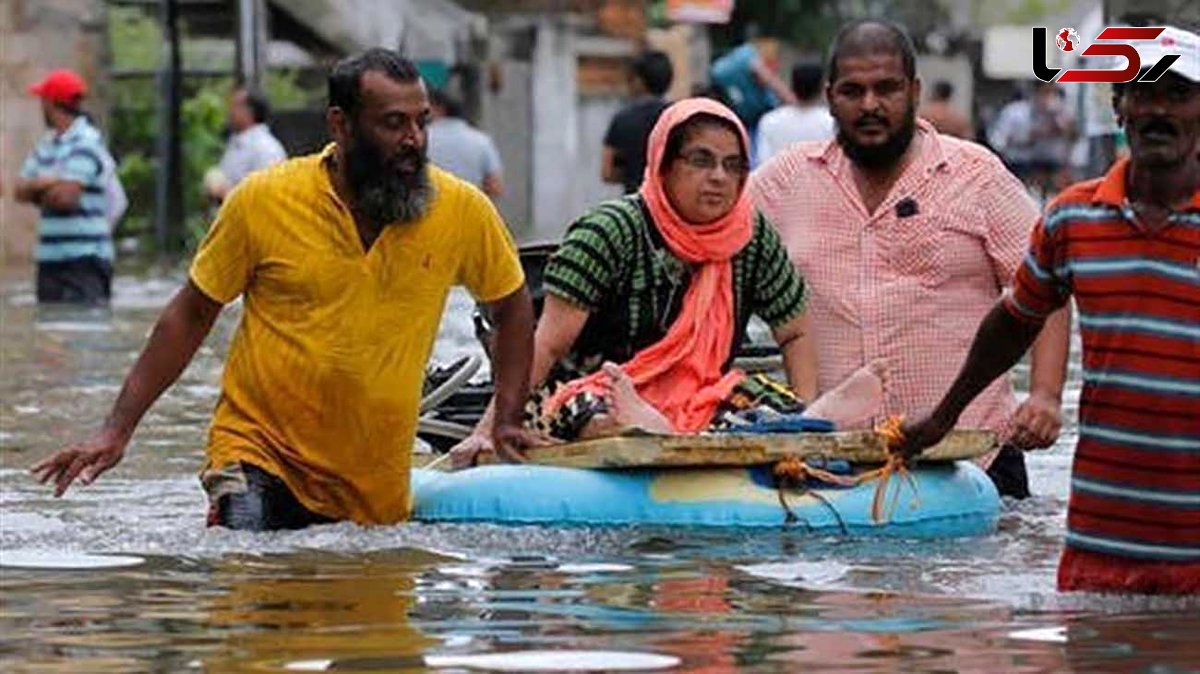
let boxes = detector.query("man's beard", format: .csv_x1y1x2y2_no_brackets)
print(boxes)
344,132,432,226
837,104,917,170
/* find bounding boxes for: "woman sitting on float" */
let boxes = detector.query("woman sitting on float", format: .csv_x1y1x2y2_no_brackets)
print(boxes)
452,98,887,468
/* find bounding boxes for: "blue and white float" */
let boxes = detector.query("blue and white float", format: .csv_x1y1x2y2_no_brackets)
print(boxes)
411,462,1000,538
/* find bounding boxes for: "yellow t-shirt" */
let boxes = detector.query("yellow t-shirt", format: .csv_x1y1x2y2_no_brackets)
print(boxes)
190,145,524,525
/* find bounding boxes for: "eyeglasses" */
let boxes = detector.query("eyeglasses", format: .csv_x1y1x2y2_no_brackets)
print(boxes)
677,150,750,176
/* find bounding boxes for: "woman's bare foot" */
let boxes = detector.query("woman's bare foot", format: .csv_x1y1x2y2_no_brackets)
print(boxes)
804,359,890,429
578,413,625,439
601,362,675,434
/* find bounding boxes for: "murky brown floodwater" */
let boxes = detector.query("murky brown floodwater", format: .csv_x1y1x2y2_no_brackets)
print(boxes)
2,271,1197,673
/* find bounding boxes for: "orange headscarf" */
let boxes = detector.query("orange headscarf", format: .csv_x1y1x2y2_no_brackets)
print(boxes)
545,98,755,432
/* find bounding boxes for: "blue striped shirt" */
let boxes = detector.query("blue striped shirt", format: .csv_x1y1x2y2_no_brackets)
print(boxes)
19,117,115,263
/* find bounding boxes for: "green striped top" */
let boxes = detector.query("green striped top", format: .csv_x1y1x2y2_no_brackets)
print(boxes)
544,195,807,368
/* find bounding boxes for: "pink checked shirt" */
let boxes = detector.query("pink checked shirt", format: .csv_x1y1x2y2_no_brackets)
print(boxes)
751,120,1040,434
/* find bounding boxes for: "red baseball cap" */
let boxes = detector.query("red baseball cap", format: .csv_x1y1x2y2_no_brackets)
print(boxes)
28,69,87,104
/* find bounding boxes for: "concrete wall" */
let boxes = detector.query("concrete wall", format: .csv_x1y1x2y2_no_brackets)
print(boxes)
269,0,480,63
530,18,580,240
917,55,974,122
574,93,623,211
1105,0,1200,28
646,24,710,101
481,58,534,235
1,0,109,266
528,19,622,243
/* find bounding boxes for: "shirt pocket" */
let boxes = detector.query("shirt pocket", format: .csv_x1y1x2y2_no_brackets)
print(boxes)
885,214,947,288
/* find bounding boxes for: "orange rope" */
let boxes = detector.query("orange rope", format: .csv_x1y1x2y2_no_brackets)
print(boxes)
772,415,919,524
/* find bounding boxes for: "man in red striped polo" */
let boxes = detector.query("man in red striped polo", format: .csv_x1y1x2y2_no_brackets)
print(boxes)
900,26,1199,594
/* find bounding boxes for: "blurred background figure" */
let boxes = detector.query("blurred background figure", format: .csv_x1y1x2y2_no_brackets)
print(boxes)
920,80,972,139
602,50,673,194
691,83,732,107
1029,83,1078,194
755,61,833,164
988,87,1034,177
15,69,122,305
709,37,797,143
988,82,1076,199
428,88,505,199
204,86,286,203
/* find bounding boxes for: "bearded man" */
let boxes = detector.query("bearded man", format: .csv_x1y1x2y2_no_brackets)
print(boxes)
751,20,1072,498
30,49,536,530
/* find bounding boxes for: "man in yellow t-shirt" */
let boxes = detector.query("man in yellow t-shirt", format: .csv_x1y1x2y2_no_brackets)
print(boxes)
31,49,536,529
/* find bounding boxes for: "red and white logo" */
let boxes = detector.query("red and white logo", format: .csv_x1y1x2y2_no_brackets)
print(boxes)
1033,26,1183,83
1056,27,1080,52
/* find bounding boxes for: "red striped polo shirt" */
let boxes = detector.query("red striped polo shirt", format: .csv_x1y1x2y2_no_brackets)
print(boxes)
1004,158,1200,563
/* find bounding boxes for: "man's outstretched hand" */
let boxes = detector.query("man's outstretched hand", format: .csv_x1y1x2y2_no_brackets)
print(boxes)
30,427,129,497
896,414,955,461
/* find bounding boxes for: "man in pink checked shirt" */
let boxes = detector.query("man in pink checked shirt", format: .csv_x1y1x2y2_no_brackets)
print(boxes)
752,19,1071,498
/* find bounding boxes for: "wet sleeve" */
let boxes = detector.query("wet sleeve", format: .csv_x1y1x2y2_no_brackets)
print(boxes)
457,191,524,303
750,215,807,328
188,180,257,304
542,205,632,311
978,156,1042,289
1002,212,1072,323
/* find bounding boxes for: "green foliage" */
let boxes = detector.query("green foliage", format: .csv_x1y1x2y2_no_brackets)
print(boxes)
109,79,159,184
114,151,153,239
105,5,321,254
108,4,161,243
180,82,230,251
109,5,161,70
110,79,228,247
682,0,848,54
974,0,1073,26
266,68,317,110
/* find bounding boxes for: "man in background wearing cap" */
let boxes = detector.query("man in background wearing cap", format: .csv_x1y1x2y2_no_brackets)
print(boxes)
900,26,1200,594
15,69,119,304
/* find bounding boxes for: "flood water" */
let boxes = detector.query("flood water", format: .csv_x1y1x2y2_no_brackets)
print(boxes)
1,272,1197,673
